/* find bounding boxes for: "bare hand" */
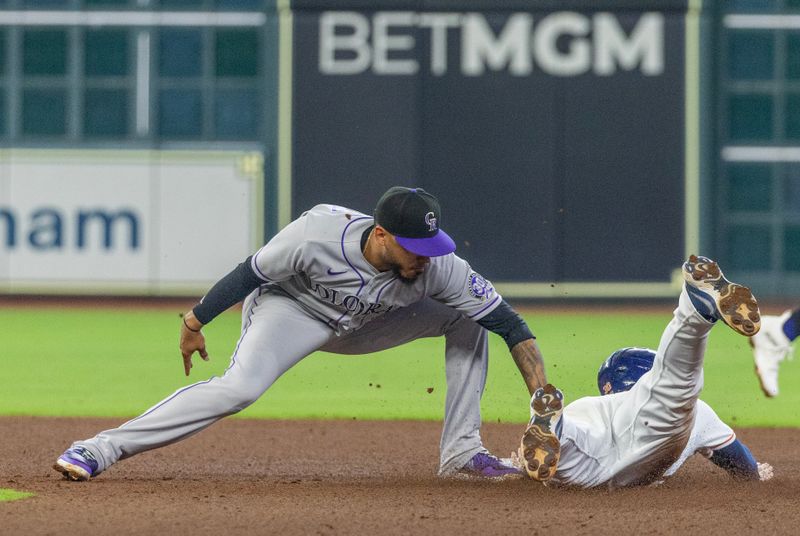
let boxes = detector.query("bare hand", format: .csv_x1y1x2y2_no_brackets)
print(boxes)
180,311,209,376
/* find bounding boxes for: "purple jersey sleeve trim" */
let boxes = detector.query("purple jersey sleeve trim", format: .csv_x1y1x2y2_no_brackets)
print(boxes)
332,216,370,326
251,249,272,282
374,276,397,303
468,295,501,320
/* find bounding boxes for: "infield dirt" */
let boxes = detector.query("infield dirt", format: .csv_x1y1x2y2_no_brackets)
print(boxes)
2,416,799,535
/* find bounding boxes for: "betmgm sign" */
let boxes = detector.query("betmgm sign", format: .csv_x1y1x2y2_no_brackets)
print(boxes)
291,3,694,297
318,11,665,77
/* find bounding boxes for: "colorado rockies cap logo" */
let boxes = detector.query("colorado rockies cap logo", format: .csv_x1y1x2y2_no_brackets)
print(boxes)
424,211,438,232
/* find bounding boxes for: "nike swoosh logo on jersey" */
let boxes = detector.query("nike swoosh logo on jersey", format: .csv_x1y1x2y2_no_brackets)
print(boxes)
327,268,348,276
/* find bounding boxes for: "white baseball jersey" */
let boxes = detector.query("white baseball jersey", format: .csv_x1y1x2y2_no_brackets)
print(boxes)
250,204,502,333
550,289,730,488
662,399,736,477
554,398,735,487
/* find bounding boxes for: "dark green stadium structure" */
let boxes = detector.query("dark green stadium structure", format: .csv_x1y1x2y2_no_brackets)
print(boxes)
0,0,798,297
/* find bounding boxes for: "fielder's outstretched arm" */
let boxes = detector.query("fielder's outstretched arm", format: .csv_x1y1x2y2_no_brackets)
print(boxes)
180,255,263,375
477,300,546,395
509,339,548,395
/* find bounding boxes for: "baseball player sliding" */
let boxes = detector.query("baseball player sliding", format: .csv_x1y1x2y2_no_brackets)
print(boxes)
517,255,774,487
592,348,773,484
54,186,549,481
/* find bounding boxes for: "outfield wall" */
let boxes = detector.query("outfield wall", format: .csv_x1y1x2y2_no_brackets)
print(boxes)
0,1,711,297
285,0,698,297
0,149,263,295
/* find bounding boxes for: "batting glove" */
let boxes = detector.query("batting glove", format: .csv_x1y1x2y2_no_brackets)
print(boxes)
758,462,774,481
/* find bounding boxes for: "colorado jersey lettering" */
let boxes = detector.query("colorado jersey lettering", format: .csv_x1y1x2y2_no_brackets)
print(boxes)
251,204,501,333
55,187,531,481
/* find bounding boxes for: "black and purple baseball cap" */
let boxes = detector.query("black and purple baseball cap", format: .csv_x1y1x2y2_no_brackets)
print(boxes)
374,186,456,257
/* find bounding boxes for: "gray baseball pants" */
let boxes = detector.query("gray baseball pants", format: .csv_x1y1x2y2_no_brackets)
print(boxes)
75,289,489,476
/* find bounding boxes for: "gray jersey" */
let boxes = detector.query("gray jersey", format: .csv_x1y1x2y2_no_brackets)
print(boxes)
250,204,502,334
69,203,504,478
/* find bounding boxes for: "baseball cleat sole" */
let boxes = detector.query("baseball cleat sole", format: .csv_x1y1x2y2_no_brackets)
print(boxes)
53,459,91,481
519,384,563,482
683,255,760,336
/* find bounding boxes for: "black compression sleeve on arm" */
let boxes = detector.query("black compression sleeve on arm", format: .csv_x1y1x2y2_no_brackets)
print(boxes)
476,299,535,349
192,256,263,325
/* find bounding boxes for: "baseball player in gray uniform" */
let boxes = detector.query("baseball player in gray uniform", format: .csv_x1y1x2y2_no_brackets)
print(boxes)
54,186,551,481
517,255,770,487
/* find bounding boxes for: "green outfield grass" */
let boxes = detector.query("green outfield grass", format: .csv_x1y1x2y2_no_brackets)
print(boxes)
1,307,797,426
0,489,34,502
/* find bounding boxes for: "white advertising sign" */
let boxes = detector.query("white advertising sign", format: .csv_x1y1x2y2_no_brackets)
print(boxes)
0,149,264,295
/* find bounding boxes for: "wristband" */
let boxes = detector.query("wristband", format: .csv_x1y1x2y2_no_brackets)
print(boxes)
183,316,201,333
